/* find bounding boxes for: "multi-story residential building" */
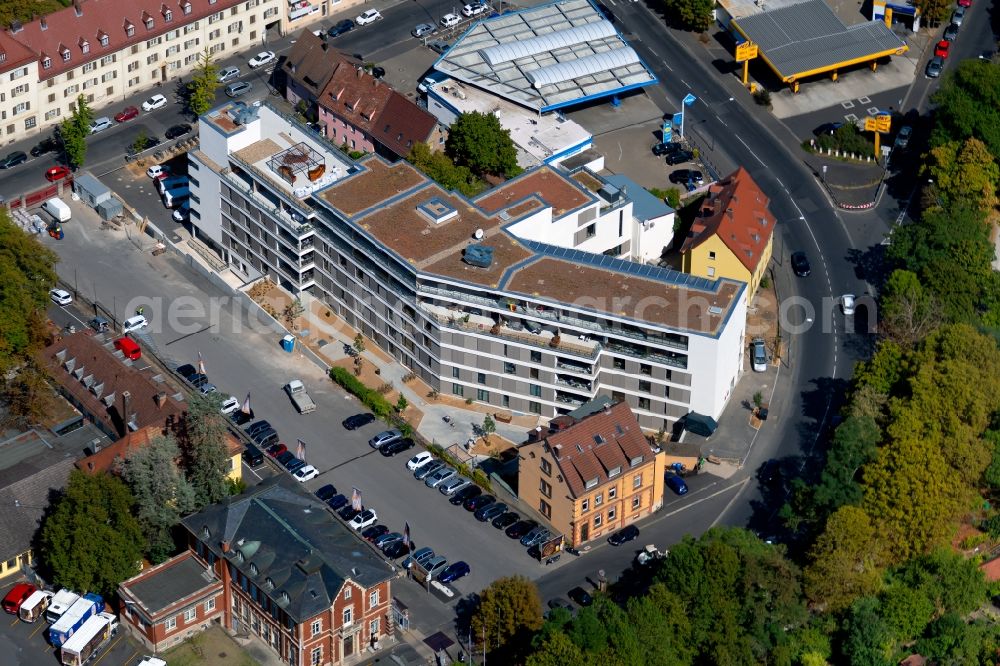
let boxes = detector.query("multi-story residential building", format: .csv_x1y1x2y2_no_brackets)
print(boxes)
518,397,666,546
189,101,746,428
120,474,396,661
0,0,284,138
680,167,775,303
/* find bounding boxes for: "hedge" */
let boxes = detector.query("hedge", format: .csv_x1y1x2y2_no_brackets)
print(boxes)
329,367,394,419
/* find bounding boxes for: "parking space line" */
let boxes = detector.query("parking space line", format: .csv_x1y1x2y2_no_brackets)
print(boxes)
28,621,47,639
91,634,126,665
325,448,380,472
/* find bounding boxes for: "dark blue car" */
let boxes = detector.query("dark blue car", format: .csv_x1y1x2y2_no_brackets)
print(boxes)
666,475,688,496
315,484,337,501
438,561,470,583
327,494,349,510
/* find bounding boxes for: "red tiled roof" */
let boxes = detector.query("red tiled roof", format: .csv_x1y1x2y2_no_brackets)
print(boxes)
544,401,653,498
980,557,1000,582
371,91,438,158
77,424,243,474
40,331,185,439
0,29,39,73
282,29,358,99
10,0,244,80
679,167,775,273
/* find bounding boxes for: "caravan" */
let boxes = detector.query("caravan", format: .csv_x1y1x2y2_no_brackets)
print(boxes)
18,590,53,623
162,186,189,209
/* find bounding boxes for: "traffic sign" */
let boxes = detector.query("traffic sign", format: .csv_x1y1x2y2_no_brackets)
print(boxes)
735,42,759,62
876,114,891,133
683,93,697,107
863,117,878,132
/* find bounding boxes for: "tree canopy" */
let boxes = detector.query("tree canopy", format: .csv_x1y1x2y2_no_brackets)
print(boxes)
40,470,145,597
445,111,521,179
188,49,220,117
471,575,544,660
61,95,94,169
179,392,232,508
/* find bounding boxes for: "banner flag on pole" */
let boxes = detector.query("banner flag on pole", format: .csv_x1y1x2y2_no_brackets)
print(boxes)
241,392,252,414
296,439,306,461
403,521,411,548
197,351,206,375
352,487,363,511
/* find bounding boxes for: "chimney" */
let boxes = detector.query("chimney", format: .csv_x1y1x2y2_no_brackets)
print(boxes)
73,1,82,17
122,390,132,441
726,208,734,219
155,392,167,408
40,16,47,30
527,425,543,443
221,540,230,553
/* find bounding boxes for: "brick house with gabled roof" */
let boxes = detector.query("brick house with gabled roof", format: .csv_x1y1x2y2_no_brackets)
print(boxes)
680,167,776,303
316,59,443,160
281,29,360,108
518,397,666,546
119,475,396,663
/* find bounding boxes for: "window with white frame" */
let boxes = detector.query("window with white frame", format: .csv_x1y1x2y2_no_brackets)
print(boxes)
311,619,321,636
24,117,35,129
311,647,321,666
182,1,192,13
342,607,352,626
183,608,196,622
581,499,589,513
42,58,52,69
608,507,616,521
11,84,27,96
594,514,602,528
9,66,27,80
631,495,641,510
369,590,379,608
369,618,380,637
125,24,135,37
344,587,351,599
608,486,616,500
204,597,215,612
100,55,114,65
165,616,177,631
82,62,95,73
633,473,643,489
594,493,603,507
100,34,109,46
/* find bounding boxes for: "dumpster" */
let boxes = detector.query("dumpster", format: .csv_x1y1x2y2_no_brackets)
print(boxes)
281,334,295,352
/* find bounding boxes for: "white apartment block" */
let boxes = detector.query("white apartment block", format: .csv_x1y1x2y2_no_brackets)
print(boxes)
190,101,746,429
0,0,289,141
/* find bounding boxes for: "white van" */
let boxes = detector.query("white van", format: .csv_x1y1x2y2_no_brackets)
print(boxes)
42,198,71,222
122,315,148,334
18,590,53,623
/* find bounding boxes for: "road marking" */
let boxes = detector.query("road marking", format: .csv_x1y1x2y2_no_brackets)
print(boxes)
735,134,766,167
648,47,659,57
657,478,748,522
710,477,753,527
91,634,125,666
163,323,212,345
680,78,691,89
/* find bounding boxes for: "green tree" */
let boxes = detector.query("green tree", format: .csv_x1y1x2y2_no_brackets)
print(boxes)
352,333,366,356
525,630,587,666
879,270,943,349
924,138,999,210
445,111,521,178
663,0,716,31
627,584,695,665
932,60,1000,161
471,576,544,658
894,548,989,617
39,470,145,597
181,392,231,508
0,210,57,374
840,596,893,666
120,434,196,563
878,583,935,644
916,613,984,663
61,95,94,169
804,506,887,612
131,129,149,157
481,414,496,443
395,394,408,412
188,48,220,117
408,142,485,197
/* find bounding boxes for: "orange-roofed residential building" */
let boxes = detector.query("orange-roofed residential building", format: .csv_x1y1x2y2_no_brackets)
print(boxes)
518,397,665,547
680,167,776,303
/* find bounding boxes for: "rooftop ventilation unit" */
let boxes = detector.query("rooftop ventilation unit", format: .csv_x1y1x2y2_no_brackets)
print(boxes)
416,197,458,225
463,244,494,268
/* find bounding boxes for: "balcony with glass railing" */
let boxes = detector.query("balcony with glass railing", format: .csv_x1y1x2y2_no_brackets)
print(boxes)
605,340,688,370
222,162,315,239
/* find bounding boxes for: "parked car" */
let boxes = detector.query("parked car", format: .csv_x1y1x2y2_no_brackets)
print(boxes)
275,451,294,467
327,494,349,510
379,438,414,457
294,465,319,482
374,532,403,548
362,525,389,542
464,494,495,512
669,169,704,185
841,293,856,315
198,383,217,395
2,583,36,614
383,540,413,559
252,429,278,448
951,6,965,25
438,561,470,583
369,429,402,449
414,460,444,480
425,466,457,488
175,364,197,379
122,314,148,333
451,485,482,506
328,19,355,37
219,396,240,414
474,502,507,521
607,524,640,546
247,420,273,438
141,94,167,112
424,556,449,578
813,122,843,136
412,22,436,37
89,117,114,134
547,597,574,614
439,477,470,495
934,39,951,59
217,66,241,83
944,23,959,40
31,137,60,157
493,511,520,529
248,50,276,68
926,56,944,78
338,505,360,521
315,484,337,501
439,13,460,27
895,125,912,149
505,519,537,539
356,9,382,25
665,149,694,165
651,141,681,156
403,547,435,569
114,106,139,123
428,40,451,54
462,2,488,16
342,413,375,430
225,81,253,98
751,337,767,372
285,458,305,473
568,587,593,607
267,443,288,458
666,474,689,495
45,166,72,182
147,164,171,179
407,451,433,471
49,288,73,306
165,124,192,140
790,251,811,277
186,373,208,388
520,527,551,547
349,509,378,530
0,151,27,169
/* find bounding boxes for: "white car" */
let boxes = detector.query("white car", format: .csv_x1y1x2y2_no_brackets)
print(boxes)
356,9,382,25
248,51,276,69
146,165,169,179
440,13,460,28
294,465,319,482
349,509,378,530
219,396,240,415
49,288,73,306
407,451,433,470
841,294,856,316
89,117,113,134
462,3,488,16
122,314,148,334
141,94,167,112
750,337,767,373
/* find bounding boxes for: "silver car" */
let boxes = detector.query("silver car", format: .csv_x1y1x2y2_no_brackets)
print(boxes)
926,56,944,79
424,556,449,578
425,466,457,488
217,66,241,83
439,477,470,495
414,460,444,480
750,338,767,373
412,22,436,37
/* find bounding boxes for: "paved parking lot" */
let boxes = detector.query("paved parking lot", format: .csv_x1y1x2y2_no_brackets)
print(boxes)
0,584,143,666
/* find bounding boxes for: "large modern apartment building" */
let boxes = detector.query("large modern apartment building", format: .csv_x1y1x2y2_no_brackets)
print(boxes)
0,0,285,139
189,101,746,428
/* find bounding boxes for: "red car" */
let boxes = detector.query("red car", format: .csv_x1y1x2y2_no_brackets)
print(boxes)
2,583,36,614
935,40,951,58
957,0,971,7
45,165,71,182
114,105,139,123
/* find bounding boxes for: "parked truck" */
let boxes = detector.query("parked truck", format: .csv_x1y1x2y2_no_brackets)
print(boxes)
60,612,118,666
284,379,316,414
49,593,104,647
19,589,53,623
45,589,81,624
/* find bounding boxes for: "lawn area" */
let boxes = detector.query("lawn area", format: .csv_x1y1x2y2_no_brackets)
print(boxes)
162,625,257,666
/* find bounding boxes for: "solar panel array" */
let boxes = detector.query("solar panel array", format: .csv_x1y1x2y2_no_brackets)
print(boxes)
518,239,720,291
